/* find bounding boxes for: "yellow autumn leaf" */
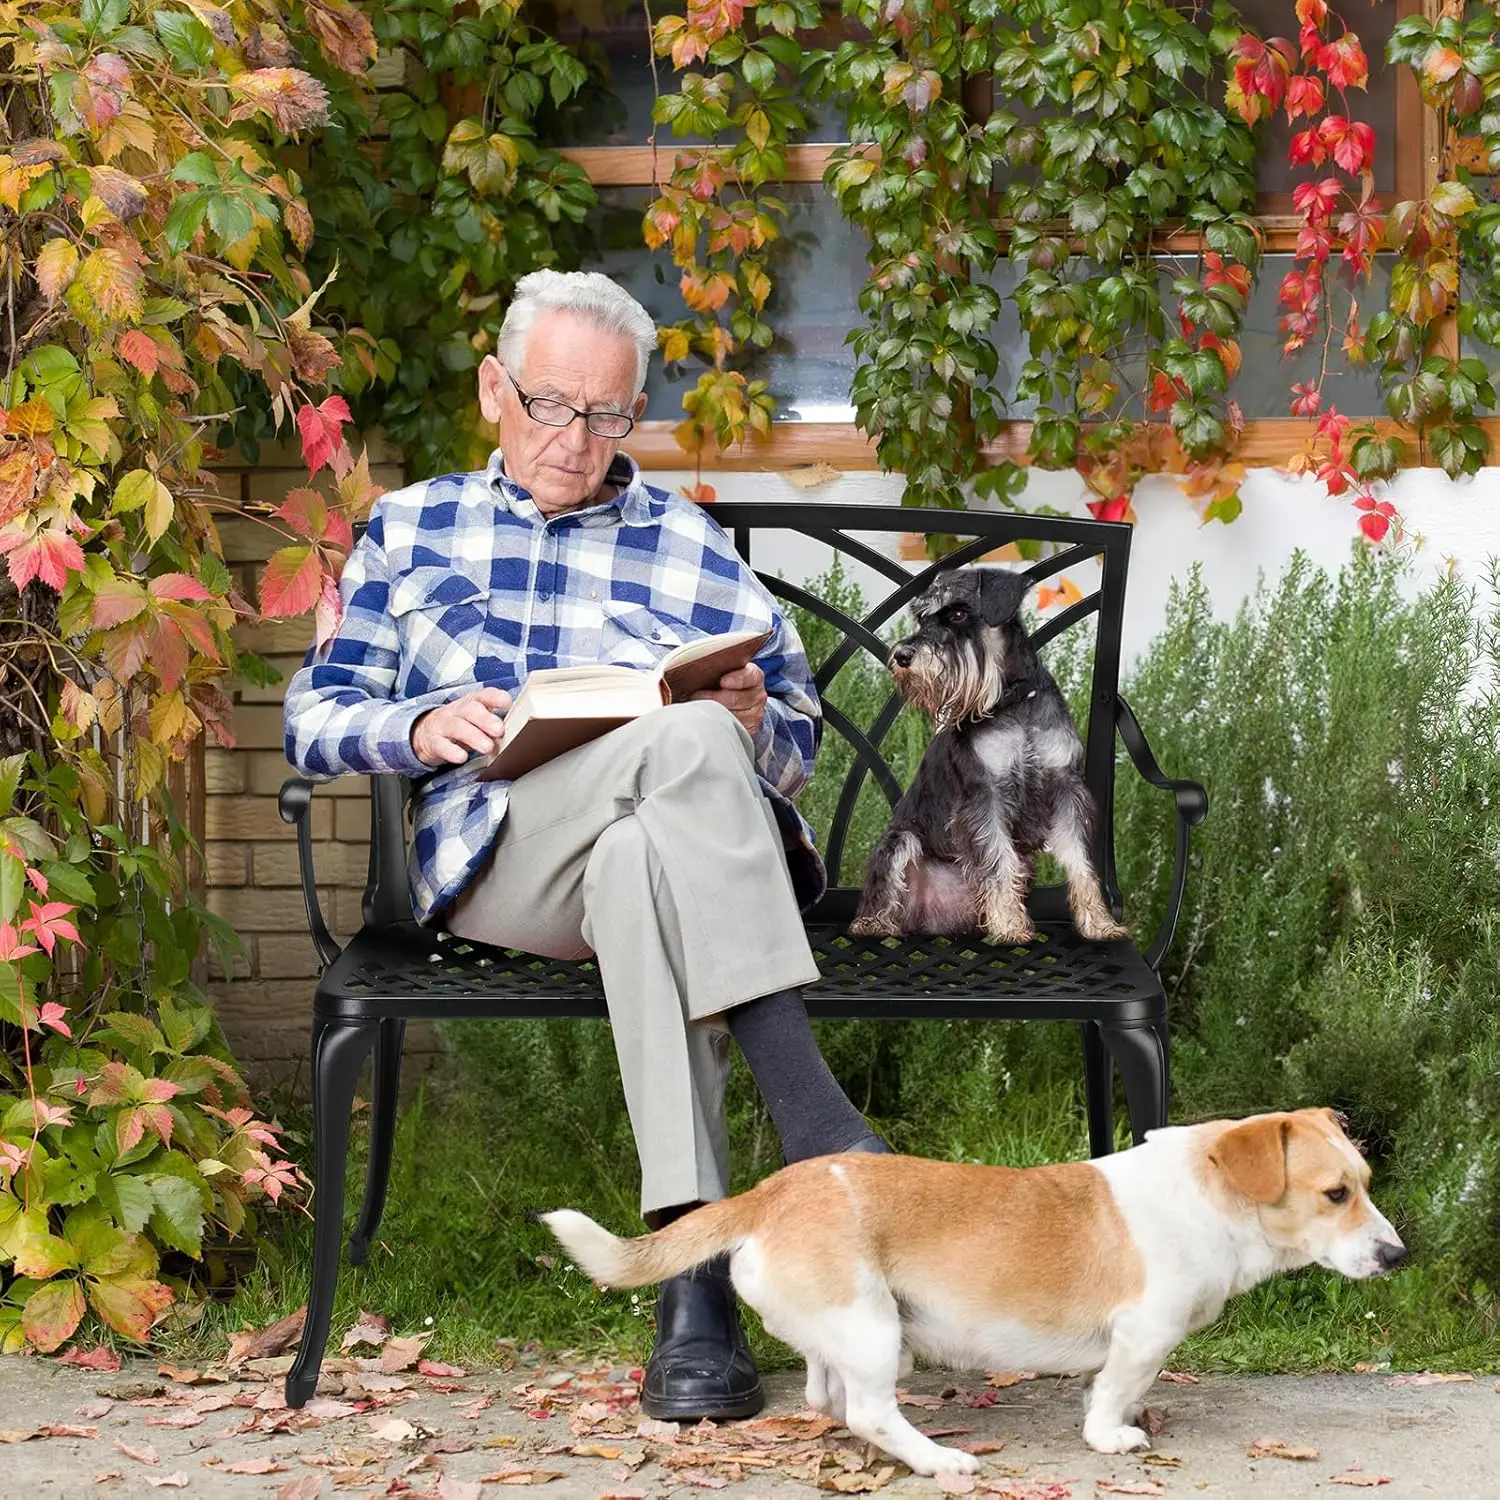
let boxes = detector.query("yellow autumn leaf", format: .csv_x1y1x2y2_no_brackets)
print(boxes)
76,246,145,321
148,690,190,745
34,239,79,302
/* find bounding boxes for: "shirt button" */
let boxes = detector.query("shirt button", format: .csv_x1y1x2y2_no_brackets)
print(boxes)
538,592,551,603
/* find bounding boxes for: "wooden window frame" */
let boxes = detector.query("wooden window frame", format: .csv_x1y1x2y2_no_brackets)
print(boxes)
557,1,1460,473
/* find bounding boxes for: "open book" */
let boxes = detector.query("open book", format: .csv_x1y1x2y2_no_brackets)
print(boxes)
477,626,773,782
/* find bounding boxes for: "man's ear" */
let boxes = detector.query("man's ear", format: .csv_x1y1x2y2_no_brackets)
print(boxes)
1210,1116,1290,1205
977,568,1030,627
478,356,505,425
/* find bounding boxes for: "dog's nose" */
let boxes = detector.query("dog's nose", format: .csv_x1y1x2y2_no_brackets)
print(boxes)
1375,1239,1407,1271
890,643,915,669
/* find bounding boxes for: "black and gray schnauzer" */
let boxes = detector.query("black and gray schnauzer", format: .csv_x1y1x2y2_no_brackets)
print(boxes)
851,566,1127,946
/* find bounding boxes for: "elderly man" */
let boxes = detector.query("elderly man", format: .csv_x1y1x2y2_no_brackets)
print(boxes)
283,269,886,1421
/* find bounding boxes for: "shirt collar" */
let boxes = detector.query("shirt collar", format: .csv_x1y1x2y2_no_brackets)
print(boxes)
486,448,653,527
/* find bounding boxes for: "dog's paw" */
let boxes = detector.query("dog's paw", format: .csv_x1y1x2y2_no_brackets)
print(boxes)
922,1447,982,1477
1076,912,1129,942
984,922,1035,946
1083,1422,1150,1455
850,915,900,938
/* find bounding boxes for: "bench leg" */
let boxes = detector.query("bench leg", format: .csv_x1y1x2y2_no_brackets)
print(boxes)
1080,1023,1115,1158
286,1018,379,1410
1100,1019,1169,1146
349,1018,406,1266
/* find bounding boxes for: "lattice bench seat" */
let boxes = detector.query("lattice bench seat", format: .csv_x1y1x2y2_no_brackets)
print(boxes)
276,503,1207,1409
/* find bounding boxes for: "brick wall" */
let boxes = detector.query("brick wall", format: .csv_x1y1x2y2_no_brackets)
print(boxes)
202,440,447,1085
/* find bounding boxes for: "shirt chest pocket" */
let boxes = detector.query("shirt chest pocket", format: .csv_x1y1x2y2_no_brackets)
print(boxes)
598,601,687,670
389,568,489,690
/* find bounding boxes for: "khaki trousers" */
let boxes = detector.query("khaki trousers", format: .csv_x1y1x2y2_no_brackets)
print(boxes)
445,700,821,1214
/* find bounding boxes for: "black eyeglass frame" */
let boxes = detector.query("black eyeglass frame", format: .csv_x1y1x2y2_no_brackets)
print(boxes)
505,370,637,440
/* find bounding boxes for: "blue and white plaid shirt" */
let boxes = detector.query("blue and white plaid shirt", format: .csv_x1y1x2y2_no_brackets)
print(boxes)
282,449,826,926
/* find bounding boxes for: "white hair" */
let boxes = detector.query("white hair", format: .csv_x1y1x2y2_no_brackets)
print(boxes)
498,269,657,399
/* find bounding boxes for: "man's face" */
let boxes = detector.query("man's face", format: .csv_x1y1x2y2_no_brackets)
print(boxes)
478,309,647,517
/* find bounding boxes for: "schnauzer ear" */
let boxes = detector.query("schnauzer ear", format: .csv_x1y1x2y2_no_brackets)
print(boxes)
976,567,1030,627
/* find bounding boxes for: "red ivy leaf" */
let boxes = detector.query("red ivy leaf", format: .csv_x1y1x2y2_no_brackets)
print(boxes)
295,396,352,477
148,572,214,604
118,329,160,378
260,543,325,618
0,527,86,592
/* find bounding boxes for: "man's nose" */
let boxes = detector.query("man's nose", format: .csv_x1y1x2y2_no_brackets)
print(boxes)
890,642,915,668
1375,1238,1407,1270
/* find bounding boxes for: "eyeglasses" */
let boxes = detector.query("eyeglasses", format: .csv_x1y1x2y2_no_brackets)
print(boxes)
506,371,636,440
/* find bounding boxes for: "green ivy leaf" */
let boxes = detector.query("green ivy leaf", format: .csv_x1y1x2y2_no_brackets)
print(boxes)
99,1012,167,1056
96,1172,153,1234
0,753,26,816
20,1278,86,1353
147,1175,204,1259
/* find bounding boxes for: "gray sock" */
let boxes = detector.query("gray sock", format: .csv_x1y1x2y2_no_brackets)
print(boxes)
726,987,877,1163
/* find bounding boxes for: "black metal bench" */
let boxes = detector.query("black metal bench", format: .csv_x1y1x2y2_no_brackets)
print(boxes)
276,503,1207,1408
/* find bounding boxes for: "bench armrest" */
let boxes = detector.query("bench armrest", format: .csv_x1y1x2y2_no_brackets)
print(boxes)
278,777,342,969
1115,697,1207,972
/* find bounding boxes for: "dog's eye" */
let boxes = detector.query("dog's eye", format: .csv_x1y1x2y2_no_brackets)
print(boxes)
1324,1186,1350,1204
947,606,969,625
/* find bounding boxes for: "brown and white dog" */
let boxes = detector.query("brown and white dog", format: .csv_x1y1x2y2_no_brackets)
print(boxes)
545,1110,1404,1476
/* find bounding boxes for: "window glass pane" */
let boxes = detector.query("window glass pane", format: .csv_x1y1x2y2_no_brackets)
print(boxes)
581,185,864,420
541,1,845,147
979,251,1390,420
1231,0,1400,198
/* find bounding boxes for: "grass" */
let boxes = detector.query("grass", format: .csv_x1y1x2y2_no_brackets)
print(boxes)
172,550,1500,1377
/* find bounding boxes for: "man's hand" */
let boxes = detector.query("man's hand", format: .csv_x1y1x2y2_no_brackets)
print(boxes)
412,687,511,767
689,662,767,738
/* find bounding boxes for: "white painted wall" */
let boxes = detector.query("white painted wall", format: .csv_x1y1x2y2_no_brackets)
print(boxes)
646,463,1500,666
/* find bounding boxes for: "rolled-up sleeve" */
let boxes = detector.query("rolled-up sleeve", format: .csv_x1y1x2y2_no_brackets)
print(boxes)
282,520,440,780
751,615,821,798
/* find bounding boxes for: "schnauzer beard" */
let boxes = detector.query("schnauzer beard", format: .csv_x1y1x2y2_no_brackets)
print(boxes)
891,629,1005,726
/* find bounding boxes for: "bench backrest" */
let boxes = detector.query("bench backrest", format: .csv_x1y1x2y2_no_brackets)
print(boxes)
360,504,1133,929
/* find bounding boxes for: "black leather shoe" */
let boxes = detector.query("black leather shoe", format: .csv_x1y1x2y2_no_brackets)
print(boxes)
640,1253,764,1422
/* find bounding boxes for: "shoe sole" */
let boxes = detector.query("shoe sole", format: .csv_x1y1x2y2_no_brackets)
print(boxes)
639,1381,766,1423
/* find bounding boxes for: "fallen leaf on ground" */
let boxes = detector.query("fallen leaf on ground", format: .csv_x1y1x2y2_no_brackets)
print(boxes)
156,1365,217,1385
58,1347,122,1373
986,1371,1037,1388
1329,1476,1392,1488
635,1417,680,1442
1386,1371,1473,1387
370,1418,418,1444
222,1457,286,1474
438,1478,483,1500
145,1412,203,1429
572,1443,624,1459
420,1359,467,1378
959,1440,1010,1455
116,1440,160,1466
481,1434,519,1448
936,1474,975,1495
37,1424,99,1438
340,1309,391,1352
897,1391,945,1409
226,1307,307,1367
1157,1370,1198,1385
379,1331,434,1373
145,1475,189,1490
1141,1407,1170,1438
1141,1454,1184,1467
821,1473,888,1494
277,1475,322,1500
737,1413,838,1442
93,1472,122,1485
597,1492,648,1499
1248,1438,1319,1461
675,1472,730,1490
1353,1362,1389,1374
1096,1483,1164,1495
75,1400,114,1420
478,1469,566,1484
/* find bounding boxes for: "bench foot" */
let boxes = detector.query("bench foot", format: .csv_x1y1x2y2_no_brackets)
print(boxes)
285,1018,379,1412
1100,1019,1169,1146
349,1018,406,1265
1080,1022,1115,1157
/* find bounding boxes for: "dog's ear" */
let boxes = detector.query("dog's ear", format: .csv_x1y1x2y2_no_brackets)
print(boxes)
1210,1115,1289,1205
977,567,1030,627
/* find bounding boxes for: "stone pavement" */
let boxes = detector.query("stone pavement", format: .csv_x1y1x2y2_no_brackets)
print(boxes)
0,1354,1495,1500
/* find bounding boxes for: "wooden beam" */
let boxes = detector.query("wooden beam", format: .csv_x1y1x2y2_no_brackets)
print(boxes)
626,417,1488,473
555,142,869,187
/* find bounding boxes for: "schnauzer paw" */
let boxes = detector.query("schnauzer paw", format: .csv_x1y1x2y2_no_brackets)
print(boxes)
984,922,1036,946
923,1447,982,1477
1083,1422,1150,1455
1077,913,1129,943
850,915,900,938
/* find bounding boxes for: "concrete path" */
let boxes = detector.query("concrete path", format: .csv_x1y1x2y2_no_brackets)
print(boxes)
0,1355,1495,1499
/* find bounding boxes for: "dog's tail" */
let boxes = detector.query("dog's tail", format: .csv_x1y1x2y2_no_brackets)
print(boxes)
541,1197,755,1289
